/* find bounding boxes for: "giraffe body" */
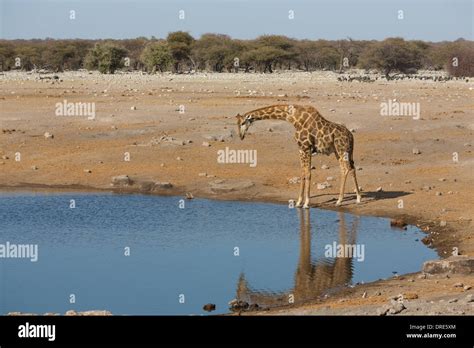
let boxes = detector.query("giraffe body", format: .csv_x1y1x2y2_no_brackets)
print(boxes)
236,104,361,208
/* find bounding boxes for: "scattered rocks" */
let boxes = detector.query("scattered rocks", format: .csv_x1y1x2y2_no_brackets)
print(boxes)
202,303,216,312
316,182,331,190
288,177,300,184
228,299,250,312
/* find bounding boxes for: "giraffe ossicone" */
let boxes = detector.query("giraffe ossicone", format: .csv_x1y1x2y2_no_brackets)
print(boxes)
236,104,362,208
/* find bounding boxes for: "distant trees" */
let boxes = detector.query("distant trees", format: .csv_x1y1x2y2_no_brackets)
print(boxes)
167,31,195,72
0,35,472,76
140,41,173,72
84,42,127,74
358,38,423,78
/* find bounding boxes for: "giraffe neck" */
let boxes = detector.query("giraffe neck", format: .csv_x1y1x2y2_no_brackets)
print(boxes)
244,105,293,122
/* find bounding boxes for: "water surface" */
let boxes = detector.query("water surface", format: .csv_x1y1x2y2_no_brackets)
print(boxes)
0,192,436,315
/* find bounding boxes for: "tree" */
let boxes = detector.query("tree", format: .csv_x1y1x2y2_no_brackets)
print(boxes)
85,42,127,74
192,33,240,72
358,38,423,78
166,31,195,72
141,41,173,73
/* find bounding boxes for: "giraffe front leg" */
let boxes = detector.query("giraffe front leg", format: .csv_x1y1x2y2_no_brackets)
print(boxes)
336,160,350,206
295,170,305,208
303,159,311,209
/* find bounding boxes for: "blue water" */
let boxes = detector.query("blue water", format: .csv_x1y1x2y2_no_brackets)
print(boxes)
0,192,436,315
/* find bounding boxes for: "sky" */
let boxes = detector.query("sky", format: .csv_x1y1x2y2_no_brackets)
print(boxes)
0,0,472,41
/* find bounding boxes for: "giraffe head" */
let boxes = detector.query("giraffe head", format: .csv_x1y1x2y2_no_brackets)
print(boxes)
236,113,252,140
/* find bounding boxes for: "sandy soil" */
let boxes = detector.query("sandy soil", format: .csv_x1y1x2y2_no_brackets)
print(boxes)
0,70,473,315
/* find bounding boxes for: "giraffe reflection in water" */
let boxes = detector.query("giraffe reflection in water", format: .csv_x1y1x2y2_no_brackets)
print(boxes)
236,209,360,307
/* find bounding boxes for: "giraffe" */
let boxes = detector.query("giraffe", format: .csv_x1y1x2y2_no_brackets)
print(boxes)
236,104,361,208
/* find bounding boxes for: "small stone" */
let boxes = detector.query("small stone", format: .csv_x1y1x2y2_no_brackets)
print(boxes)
412,148,421,155
390,218,407,229
44,132,54,139
440,220,447,227
202,141,211,147
435,191,442,196
198,172,207,177
202,303,216,312
388,302,406,315
326,176,334,181
1,155,8,160
288,177,300,184
84,169,92,173
185,192,194,200
453,282,464,288
321,164,330,170
130,106,137,110
362,292,367,298
464,285,472,291
32,165,38,170
376,186,383,192
417,273,427,279
160,163,165,167
438,178,446,182
316,182,330,190
176,157,183,161
448,298,458,303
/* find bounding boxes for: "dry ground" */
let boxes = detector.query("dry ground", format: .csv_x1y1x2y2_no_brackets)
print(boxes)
0,71,473,314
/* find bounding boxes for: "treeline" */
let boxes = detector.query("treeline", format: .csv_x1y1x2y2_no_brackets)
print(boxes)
0,33,473,77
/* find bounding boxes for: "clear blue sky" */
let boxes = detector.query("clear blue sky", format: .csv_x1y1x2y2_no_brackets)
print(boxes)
0,0,472,41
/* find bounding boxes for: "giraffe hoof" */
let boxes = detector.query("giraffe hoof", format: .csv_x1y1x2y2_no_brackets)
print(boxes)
335,200,342,206
295,201,303,208
356,196,362,204
302,204,310,209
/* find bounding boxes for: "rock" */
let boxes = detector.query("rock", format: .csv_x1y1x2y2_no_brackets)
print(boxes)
176,157,183,161
326,176,334,181
288,177,300,184
198,172,207,177
138,181,155,192
417,273,427,279
202,141,211,147
1,155,9,160
111,175,132,187
438,178,446,182
202,303,216,312
412,148,421,155
388,302,406,315
376,306,390,316
209,179,254,193
154,182,173,190
185,192,194,200
376,186,383,192
84,169,92,173
316,182,331,190
435,191,442,196
423,256,474,275
448,298,458,303
204,130,234,142
464,285,472,291
44,132,54,139
453,282,464,288
130,106,136,110
403,292,418,299
32,165,38,170
321,164,330,170
440,220,447,227
362,292,367,298
229,300,250,312
390,218,407,229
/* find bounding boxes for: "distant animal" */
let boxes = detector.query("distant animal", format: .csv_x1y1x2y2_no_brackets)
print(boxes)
236,104,361,208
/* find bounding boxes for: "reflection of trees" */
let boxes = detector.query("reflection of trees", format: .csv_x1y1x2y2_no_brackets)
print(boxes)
236,209,359,307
